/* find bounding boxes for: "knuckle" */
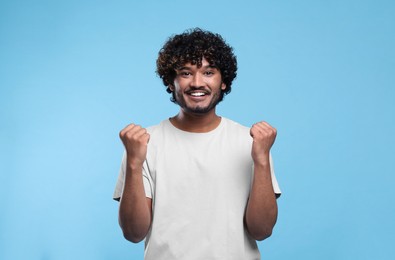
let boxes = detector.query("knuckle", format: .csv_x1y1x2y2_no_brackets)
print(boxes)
126,131,135,140
119,130,127,139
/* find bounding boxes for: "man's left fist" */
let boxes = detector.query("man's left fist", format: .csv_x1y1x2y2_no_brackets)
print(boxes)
250,121,277,163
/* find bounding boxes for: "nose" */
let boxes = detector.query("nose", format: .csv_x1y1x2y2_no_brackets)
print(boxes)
191,73,204,87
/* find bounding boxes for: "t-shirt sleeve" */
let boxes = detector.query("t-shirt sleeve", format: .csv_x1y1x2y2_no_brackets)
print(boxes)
269,154,281,198
113,151,153,201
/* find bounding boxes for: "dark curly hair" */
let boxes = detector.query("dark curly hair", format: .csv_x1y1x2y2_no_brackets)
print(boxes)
156,28,237,103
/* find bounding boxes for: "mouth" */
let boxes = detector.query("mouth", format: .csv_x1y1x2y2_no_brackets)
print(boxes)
186,90,210,98
190,92,206,97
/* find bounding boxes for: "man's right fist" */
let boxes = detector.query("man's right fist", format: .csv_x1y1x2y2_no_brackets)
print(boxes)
119,124,150,167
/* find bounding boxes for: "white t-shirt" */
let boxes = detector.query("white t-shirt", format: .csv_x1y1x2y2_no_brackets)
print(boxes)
113,117,281,260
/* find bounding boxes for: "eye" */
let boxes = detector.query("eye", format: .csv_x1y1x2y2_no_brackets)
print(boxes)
204,70,214,76
178,71,191,77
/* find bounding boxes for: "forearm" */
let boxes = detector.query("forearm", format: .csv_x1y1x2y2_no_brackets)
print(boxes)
119,162,152,243
245,156,278,241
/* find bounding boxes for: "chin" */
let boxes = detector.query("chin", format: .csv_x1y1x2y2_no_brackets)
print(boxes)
185,105,215,114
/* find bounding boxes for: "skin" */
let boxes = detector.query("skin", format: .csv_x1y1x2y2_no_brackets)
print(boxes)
168,58,226,132
118,58,278,242
118,124,152,243
246,121,278,240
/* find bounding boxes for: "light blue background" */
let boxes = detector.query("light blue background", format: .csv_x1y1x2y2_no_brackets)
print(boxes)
1,0,394,259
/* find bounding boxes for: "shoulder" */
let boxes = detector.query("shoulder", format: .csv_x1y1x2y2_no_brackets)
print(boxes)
222,117,250,135
221,117,252,144
146,119,170,135
145,120,174,148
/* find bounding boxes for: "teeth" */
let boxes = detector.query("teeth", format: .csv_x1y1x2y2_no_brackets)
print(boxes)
190,92,205,96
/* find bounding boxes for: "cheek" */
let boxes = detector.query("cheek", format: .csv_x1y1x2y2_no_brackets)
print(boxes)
173,79,188,91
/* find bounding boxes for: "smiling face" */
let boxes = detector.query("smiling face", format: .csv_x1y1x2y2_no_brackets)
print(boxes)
170,58,226,115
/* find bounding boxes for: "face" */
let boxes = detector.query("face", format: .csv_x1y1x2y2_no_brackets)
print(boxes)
170,58,226,114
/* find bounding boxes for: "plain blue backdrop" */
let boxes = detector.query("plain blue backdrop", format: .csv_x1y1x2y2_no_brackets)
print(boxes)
1,0,394,259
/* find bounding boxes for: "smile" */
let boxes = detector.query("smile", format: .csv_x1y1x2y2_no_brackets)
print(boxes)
190,92,206,97
186,89,210,97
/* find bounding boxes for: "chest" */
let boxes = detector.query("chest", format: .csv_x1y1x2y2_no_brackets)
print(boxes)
148,135,253,202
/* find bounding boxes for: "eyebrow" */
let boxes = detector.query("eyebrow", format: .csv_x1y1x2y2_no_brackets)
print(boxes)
176,64,218,71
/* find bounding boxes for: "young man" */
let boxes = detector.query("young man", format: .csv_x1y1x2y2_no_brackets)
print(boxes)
113,28,281,259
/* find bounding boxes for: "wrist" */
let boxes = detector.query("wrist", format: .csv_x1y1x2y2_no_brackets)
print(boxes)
252,152,270,166
253,161,270,170
126,158,144,173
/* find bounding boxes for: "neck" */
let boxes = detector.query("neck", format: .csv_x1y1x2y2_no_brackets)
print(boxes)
170,108,221,133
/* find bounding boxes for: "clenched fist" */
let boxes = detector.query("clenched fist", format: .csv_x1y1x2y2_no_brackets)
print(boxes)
250,121,277,164
119,124,150,168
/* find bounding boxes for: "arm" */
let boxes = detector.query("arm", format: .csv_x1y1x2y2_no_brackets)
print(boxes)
245,121,278,241
118,124,152,243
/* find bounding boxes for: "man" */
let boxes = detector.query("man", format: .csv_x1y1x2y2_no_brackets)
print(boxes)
113,28,281,259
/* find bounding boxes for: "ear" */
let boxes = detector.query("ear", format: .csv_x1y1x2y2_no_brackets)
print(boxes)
169,84,175,92
221,83,226,90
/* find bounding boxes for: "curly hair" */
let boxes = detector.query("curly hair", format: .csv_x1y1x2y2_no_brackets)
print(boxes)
156,28,237,103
